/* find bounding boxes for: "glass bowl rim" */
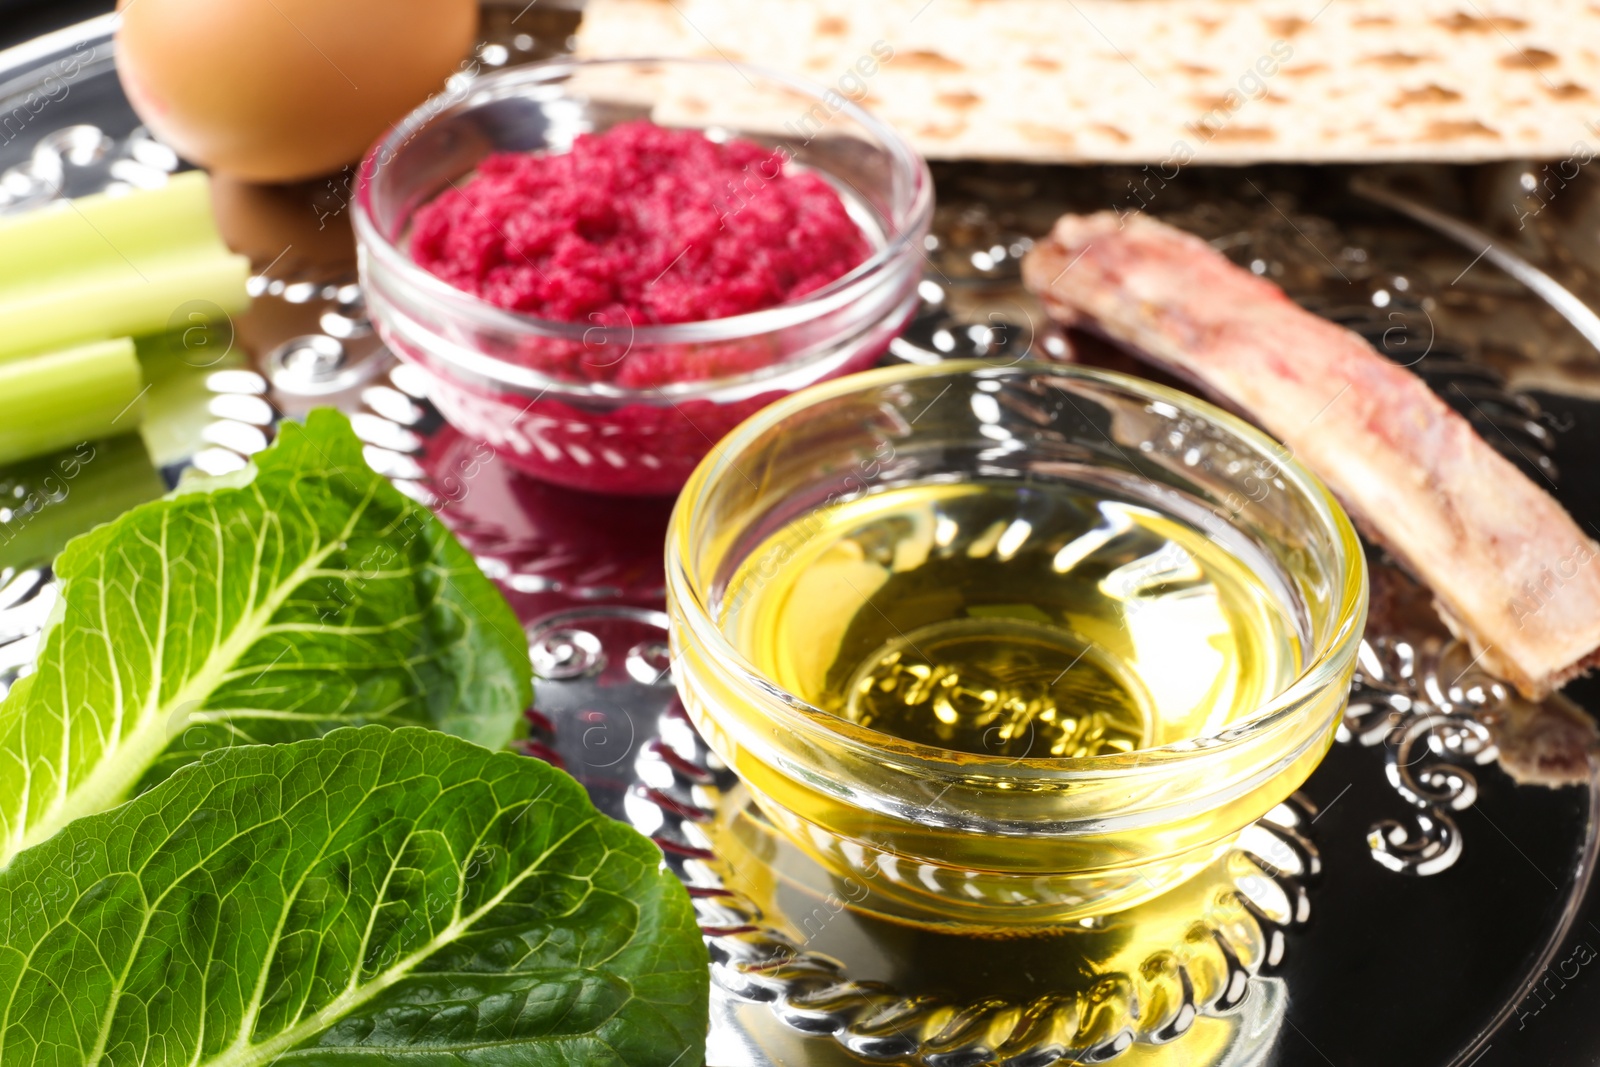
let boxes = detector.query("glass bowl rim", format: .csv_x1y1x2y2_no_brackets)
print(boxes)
351,55,934,402
667,359,1370,779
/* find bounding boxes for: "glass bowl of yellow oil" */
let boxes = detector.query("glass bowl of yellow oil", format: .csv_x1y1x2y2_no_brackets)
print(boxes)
666,360,1367,929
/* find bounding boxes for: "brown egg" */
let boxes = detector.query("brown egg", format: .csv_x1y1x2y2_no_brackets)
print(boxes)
116,0,479,183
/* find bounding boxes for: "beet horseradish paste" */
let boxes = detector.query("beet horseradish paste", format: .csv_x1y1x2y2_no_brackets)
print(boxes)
412,122,870,386
387,118,900,495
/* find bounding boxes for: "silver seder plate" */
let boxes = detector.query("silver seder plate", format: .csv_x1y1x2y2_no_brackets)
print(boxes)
3,11,1600,1066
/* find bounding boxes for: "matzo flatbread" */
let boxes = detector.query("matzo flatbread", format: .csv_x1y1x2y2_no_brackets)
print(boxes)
574,0,1600,163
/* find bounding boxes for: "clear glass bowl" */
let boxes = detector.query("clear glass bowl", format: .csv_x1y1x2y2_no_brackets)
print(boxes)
666,361,1368,928
352,57,932,496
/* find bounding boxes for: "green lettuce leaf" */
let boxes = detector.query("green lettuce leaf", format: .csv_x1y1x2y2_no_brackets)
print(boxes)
0,725,708,1066
0,409,531,866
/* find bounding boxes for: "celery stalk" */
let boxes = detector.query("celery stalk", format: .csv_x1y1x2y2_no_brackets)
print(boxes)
0,171,233,283
134,329,249,470
0,252,251,363
0,338,145,466
0,172,251,362
0,433,166,571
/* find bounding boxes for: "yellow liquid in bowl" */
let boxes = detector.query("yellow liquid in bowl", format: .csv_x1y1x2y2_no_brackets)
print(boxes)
724,481,1301,761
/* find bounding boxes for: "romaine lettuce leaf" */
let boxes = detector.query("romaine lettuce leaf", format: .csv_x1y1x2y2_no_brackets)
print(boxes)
0,409,531,866
0,725,708,1066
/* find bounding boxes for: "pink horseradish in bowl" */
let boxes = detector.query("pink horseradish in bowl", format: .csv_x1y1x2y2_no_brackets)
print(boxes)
353,57,933,495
